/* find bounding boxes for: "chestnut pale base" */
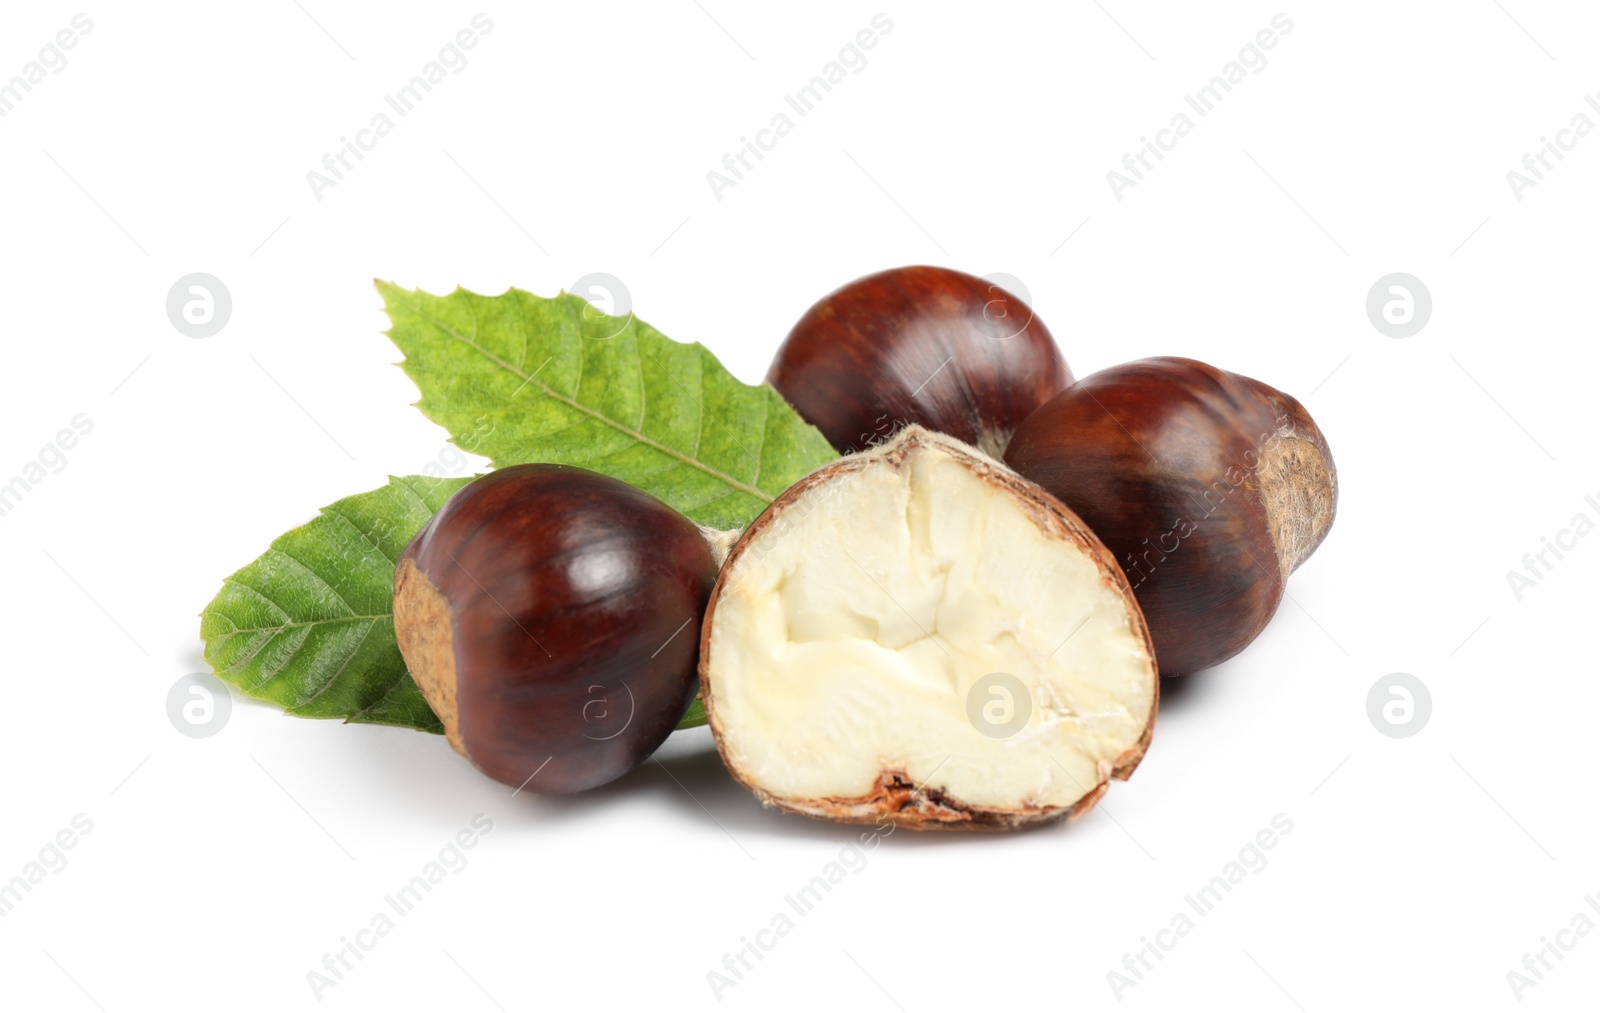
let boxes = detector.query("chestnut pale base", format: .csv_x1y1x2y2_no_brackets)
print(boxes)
393,464,717,795
394,559,465,755
1004,356,1339,677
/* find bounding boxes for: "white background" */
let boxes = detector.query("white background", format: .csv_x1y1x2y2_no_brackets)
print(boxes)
1,2,1596,1010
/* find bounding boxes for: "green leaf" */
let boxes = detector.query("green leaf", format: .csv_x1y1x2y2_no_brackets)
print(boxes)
676,695,708,731
200,475,470,732
377,281,837,530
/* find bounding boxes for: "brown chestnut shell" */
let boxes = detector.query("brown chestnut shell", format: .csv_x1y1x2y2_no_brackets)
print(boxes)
1003,357,1337,677
766,265,1073,458
394,464,717,793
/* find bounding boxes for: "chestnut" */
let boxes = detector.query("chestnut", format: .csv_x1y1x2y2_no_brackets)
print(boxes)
393,464,718,793
1003,357,1338,677
766,266,1073,458
699,426,1158,830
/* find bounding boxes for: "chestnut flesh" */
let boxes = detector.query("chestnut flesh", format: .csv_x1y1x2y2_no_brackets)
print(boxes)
699,426,1158,831
766,265,1073,458
1003,356,1337,677
393,464,717,793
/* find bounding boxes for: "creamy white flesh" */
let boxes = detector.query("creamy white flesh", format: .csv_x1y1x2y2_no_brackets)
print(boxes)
707,438,1156,814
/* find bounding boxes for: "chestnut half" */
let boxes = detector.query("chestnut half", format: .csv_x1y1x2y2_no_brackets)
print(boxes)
766,265,1073,458
393,465,717,793
1004,357,1338,677
699,427,1158,830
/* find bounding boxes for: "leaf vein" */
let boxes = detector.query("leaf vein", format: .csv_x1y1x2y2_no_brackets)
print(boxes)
751,386,772,489
241,624,314,691
351,657,430,726
294,617,380,708
322,507,397,566
217,578,293,622
204,613,390,637
394,295,772,504
267,547,360,616
208,629,274,674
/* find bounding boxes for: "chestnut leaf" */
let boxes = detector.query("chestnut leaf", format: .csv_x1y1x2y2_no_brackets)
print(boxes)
200,475,470,732
378,282,838,530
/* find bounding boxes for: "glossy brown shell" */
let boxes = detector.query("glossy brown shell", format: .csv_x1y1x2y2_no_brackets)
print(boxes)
394,465,717,794
1004,357,1338,677
766,266,1073,458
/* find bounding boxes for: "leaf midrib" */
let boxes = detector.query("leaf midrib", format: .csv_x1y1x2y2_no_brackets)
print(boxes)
204,614,392,637
396,294,773,508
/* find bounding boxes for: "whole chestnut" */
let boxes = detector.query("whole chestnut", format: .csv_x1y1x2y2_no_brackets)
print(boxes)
393,464,718,793
1003,357,1337,677
766,265,1072,458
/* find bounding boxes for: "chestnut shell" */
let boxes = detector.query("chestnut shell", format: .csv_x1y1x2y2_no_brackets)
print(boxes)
394,465,717,793
1004,357,1337,677
766,265,1072,458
